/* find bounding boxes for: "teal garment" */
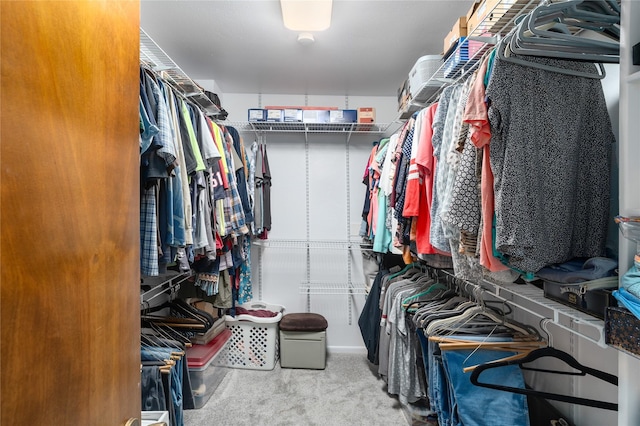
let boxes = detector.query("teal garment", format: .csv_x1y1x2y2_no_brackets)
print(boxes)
140,97,158,154
373,190,392,253
613,288,640,320
622,256,640,298
372,139,391,253
484,48,497,87
237,235,253,304
374,139,390,166
492,214,535,280
377,137,390,152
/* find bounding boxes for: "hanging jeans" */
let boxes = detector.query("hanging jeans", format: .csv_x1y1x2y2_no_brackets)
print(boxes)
141,366,167,411
141,346,184,426
441,349,530,426
422,336,452,426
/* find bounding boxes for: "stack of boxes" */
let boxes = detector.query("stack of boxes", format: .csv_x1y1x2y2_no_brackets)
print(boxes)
248,107,375,124
441,0,524,78
442,16,470,78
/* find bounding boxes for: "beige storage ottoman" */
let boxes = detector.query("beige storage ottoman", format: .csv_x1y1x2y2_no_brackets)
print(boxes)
279,313,328,370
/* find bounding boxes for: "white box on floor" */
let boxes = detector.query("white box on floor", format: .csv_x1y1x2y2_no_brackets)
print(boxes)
280,330,327,369
141,411,169,426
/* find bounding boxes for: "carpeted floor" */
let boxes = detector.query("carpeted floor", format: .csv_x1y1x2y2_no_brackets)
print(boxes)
184,352,408,425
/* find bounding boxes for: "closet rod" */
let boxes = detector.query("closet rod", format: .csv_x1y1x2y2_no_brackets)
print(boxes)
142,64,220,119
140,272,192,309
430,267,607,347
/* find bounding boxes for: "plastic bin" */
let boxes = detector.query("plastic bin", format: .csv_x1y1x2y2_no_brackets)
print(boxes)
214,302,285,370
141,411,169,426
186,328,231,409
408,55,442,99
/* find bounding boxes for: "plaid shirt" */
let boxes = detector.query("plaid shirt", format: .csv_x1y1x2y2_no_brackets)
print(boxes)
140,187,158,276
221,132,249,236
146,76,176,171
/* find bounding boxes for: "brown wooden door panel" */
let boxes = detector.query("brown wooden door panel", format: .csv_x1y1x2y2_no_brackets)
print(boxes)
1,2,141,424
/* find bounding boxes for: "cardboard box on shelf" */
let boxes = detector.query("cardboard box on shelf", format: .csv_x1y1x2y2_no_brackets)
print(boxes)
443,16,467,55
357,107,376,123
329,109,357,123
248,108,266,122
302,110,330,123
467,0,519,35
283,108,303,122
264,105,338,110
466,0,481,21
397,78,410,110
265,109,284,122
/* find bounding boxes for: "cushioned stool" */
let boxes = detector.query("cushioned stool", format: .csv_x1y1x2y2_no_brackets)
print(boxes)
279,313,328,369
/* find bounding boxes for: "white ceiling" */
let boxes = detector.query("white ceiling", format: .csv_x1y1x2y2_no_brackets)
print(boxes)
140,0,476,97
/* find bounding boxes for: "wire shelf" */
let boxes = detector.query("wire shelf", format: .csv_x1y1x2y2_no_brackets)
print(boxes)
140,28,221,117
224,121,394,135
480,278,606,347
252,239,370,250
299,282,368,295
398,0,540,117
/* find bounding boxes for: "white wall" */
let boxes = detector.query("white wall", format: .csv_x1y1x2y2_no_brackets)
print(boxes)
221,92,394,352
196,79,224,96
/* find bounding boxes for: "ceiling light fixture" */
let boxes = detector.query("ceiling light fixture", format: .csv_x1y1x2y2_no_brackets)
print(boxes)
297,32,315,45
280,0,333,32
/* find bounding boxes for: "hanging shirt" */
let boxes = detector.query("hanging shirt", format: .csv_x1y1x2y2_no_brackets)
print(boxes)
166,87,193,246
486,54,614,272
441,76,480,242
196,111,221,166
140,187,159,276
403,103,439,255
178,98,206,174
429,85,457,253
463,55,508,272
261,144,272,232
374,134,400,254
228,126,254,225
439,80,471,240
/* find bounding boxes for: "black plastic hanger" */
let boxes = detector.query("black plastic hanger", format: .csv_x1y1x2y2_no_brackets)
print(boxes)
470,346,618,411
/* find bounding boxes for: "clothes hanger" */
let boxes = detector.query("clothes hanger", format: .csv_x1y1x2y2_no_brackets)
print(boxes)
402,281,445,306
390,263,422,279
146,320,192,347
140,332,177,375
507,2,619,62
409,290,460,316
469,346,618,411
426,302,536,338
512,12,619,59
414,298,475,328
498,33,607,80
142,299,214,332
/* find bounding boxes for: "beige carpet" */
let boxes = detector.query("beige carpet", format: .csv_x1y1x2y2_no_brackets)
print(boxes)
184,352,408,425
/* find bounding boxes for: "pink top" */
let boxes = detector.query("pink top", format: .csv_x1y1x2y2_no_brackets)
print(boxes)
463,57,507,272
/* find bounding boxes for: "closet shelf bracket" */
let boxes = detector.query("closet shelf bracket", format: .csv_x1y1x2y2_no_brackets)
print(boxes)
480,278,607,348
140,271,193,310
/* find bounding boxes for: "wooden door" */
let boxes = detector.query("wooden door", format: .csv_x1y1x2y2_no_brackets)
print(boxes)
1,2,141,424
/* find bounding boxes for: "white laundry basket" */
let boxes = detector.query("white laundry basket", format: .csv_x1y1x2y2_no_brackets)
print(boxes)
214,302,285,370
408,54,443,99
